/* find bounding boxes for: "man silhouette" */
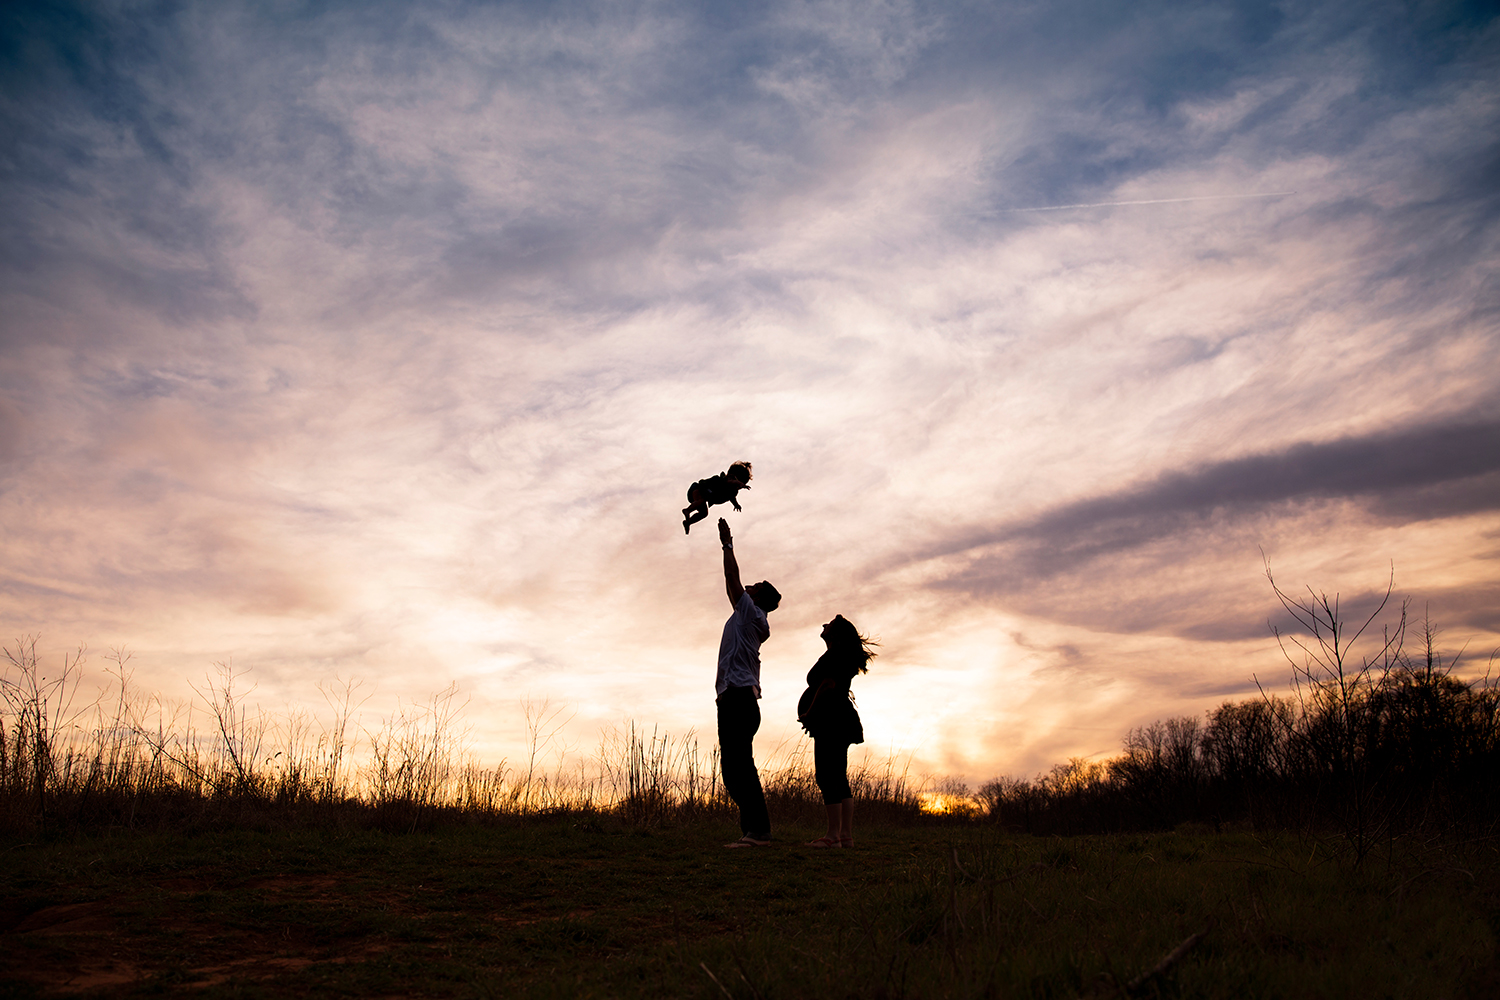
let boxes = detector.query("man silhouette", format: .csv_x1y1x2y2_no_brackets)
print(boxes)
714,517,781,847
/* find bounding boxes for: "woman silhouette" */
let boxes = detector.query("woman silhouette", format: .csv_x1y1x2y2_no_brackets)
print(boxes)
797,615,876,848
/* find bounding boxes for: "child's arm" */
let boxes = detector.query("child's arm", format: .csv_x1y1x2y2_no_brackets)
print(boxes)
729,481,748,511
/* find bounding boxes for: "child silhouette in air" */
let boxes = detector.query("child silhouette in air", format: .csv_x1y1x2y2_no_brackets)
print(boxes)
683,461,752,534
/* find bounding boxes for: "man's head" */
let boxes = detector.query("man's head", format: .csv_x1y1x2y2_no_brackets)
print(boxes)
746,581,781,613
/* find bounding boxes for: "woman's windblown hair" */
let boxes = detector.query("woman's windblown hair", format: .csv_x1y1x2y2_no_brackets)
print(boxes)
825,615,878,673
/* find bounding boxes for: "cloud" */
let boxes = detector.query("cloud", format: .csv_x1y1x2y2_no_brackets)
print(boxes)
944,416,1500,573
918,418,1500,641
1408,581,1500,637
2,0,1498,781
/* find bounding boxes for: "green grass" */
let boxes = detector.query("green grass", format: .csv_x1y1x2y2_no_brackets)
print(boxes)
4,819,1499,998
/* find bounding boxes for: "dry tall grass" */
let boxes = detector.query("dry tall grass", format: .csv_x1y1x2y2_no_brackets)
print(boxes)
0,636,921,836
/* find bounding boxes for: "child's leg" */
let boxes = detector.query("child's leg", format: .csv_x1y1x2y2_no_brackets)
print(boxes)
683,491,708,533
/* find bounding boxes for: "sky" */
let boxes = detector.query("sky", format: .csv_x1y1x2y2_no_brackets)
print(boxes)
2,0,1498,784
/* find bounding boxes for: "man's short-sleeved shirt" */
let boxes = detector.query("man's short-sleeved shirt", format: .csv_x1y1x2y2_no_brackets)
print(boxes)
715,591,771,697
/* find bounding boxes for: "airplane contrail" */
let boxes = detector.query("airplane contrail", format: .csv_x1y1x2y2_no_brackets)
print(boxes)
998,191,1296,213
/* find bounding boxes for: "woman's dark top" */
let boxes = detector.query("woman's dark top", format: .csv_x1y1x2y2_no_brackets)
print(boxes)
797,651,865,745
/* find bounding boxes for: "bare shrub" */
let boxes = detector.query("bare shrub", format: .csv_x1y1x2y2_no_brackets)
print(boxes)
1,637,90,830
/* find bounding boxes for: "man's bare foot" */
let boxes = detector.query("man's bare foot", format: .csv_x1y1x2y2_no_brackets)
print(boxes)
725,835,771,848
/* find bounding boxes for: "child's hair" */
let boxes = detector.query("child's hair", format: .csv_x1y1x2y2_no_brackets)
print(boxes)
728,461,753,483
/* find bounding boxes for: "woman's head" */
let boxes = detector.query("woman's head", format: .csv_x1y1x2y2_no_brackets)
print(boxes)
820,614,877,671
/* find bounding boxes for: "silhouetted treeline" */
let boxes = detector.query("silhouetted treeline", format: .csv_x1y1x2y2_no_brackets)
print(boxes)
979,641,1500,845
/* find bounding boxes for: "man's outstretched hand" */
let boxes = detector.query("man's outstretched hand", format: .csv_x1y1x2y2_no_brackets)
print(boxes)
718,518,733,547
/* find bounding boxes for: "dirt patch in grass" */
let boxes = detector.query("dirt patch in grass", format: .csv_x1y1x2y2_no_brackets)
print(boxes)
8,892,405,994
15,901,119,935
183,942,397,990
241,874,345,895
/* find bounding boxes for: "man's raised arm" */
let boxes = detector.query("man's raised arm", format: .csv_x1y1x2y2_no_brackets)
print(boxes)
719,518,745,608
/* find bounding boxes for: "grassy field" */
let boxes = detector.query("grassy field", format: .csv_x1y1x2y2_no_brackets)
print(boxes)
4,627,1499,998
4,818,1498,999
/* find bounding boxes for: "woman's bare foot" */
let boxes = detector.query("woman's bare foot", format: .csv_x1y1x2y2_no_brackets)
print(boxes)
806,836,840,848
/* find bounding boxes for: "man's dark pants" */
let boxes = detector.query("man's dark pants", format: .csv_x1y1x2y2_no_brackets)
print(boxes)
716,685,771,839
